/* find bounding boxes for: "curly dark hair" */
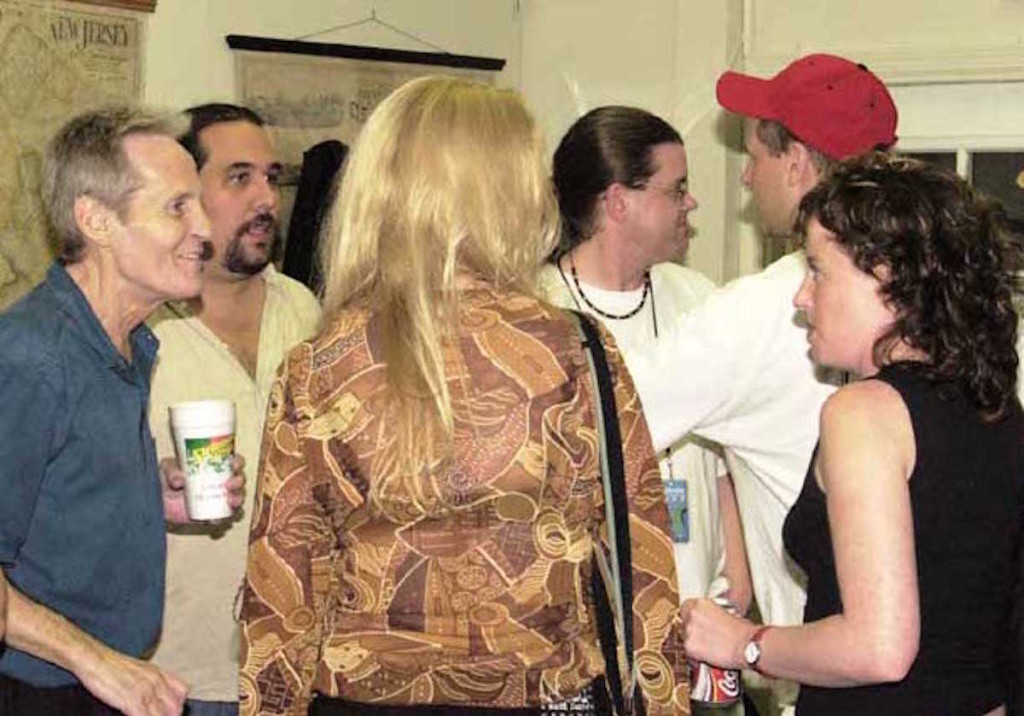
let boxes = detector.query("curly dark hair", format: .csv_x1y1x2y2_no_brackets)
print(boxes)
797,152,1024,419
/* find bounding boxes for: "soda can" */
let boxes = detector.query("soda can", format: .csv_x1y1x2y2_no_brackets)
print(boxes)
687,598,742,707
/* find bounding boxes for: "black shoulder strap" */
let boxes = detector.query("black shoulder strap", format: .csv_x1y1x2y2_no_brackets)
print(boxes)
572,311,642,716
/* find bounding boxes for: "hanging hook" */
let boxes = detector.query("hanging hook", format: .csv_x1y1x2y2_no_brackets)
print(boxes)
295,7,448,53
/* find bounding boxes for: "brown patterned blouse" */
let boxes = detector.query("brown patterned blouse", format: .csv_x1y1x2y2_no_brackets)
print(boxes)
238,286,690,715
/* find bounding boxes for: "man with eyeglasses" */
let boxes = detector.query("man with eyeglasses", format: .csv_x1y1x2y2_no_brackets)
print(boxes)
539,106,753,676
623,55,898,715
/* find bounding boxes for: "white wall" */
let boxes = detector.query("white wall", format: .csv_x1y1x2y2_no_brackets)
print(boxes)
518,0,680,154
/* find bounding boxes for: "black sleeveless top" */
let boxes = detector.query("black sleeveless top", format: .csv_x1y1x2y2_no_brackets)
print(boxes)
783,363,1024,715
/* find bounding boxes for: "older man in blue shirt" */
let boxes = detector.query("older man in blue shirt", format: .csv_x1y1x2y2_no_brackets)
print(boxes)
0,107,236,716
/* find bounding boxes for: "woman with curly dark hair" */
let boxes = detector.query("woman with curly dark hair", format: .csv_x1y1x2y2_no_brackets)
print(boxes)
679,153,1024,715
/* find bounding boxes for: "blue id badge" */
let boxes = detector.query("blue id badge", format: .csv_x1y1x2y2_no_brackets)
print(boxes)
664,479,688,543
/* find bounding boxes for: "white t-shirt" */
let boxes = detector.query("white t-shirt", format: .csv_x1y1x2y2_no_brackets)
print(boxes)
624,252,838,712
624,252,838,623
539,261,730,602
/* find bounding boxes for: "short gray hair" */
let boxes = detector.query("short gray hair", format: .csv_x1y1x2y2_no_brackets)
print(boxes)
756,118,835,176
43,106,185,264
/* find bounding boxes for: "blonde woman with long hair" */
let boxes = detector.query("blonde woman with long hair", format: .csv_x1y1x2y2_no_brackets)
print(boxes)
238,76,689,716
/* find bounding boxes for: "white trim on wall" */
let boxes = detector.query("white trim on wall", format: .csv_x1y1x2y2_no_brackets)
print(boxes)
746,46,1024,86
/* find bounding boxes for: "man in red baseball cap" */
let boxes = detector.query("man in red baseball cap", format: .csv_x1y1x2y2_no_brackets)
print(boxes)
719,54,897,161
718,53,897,236
621,54,898,715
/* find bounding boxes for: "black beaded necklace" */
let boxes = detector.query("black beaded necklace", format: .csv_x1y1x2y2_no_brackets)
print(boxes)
569,251,647,319
557,251,659,335
557,249,666,467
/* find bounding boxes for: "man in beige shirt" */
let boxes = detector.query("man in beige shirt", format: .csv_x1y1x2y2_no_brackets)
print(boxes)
147,104,320,716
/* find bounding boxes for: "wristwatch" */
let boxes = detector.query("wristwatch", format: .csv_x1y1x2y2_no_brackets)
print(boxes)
743,626,771,671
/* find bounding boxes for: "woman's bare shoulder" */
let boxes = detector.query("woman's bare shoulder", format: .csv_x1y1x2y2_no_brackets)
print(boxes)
818,376,917,485
820,377,908,431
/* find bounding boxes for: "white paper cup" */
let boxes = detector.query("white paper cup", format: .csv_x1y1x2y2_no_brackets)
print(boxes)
169,400,235,521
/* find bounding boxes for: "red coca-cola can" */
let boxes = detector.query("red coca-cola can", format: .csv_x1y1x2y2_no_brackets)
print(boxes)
687,598,742,707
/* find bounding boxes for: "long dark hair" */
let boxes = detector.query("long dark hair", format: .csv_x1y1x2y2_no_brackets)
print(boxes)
552,106,681,256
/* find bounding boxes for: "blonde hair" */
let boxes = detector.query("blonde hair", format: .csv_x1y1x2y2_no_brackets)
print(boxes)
319,76,559,504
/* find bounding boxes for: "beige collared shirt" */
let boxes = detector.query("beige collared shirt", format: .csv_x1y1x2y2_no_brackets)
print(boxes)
147,266,321,701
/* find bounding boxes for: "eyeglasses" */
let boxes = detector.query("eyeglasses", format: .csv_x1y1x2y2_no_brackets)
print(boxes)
635,179,691,203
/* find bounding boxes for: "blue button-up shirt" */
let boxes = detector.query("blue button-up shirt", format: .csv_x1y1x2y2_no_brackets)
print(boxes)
0,263,165,687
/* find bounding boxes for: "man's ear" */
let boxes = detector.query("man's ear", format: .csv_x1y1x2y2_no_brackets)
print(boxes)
601,182,630,226
73,195,117,248
785,141,817,189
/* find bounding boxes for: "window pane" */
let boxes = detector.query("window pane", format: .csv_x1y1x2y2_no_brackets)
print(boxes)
971,152,1024,230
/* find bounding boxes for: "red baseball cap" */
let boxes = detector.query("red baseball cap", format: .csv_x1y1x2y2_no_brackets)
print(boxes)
716,53,898,161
